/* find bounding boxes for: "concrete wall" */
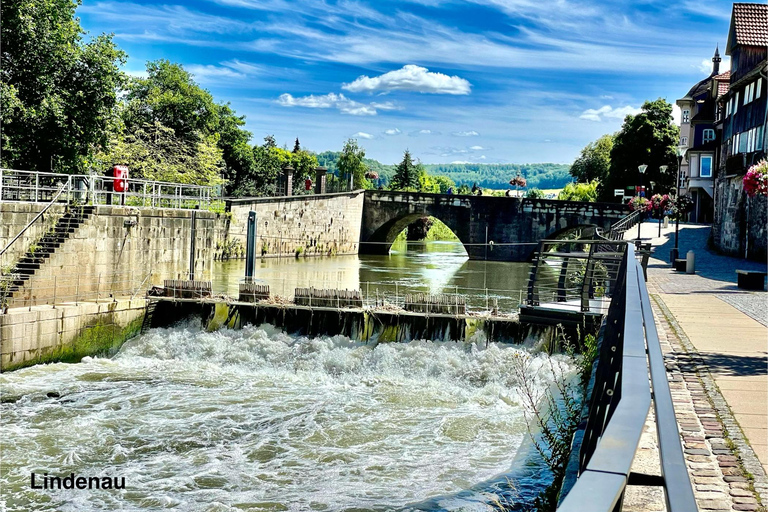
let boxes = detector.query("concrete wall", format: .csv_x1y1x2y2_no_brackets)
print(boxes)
0,202,67,267
713,176,767,261
6,205,223,306
0,298,146,372
226,191,365,259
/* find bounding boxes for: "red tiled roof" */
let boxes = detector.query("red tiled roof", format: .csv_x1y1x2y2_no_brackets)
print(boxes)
714,71,731,80
732,3,768,47
718,82,730,97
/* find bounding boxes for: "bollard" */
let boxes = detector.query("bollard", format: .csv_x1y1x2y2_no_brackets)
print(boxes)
686,250,695,274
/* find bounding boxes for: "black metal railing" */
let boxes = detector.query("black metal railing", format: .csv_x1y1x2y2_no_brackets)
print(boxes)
557,244,696,512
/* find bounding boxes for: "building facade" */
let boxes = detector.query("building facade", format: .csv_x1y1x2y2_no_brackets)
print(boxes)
712,2,767,261
676,48,730,223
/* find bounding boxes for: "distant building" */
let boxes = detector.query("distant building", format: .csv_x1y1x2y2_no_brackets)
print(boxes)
676,48,730,223
712,2,767,261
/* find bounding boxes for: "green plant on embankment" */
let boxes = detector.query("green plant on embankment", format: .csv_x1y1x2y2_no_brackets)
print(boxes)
513,327,599,511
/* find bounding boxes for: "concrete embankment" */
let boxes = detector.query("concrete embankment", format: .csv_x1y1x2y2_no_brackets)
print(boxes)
0,299,146,372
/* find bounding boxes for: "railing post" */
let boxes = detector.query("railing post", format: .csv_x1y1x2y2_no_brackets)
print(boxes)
0,168,4,202
35,173,39,203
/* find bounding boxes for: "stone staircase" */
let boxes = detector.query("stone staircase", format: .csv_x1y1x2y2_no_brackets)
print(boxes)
2,205,95,303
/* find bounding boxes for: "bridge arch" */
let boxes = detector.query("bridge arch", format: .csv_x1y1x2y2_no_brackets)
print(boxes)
360,191,629,261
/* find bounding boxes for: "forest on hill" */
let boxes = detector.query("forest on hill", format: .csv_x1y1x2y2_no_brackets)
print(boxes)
316,153,572,190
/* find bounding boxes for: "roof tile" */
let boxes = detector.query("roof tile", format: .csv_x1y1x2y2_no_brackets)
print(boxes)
732,3,768,47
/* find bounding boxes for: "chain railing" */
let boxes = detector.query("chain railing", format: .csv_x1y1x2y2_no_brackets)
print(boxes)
0,168,217,210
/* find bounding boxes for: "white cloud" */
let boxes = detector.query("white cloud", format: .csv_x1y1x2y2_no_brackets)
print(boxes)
186,64,245,81
478,155,487,160
352,132,375,139
342,64,471,95
408,129,436,136
276,92,390,115
672,104,681,126
452,130,480,137
579,105,640,122
696,56,730,75
469,145,485,150
383,128,401,135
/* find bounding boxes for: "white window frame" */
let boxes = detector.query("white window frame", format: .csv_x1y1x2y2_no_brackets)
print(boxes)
744,83,752,105
682,109,690,123
757,80,762,99
703,129,716,143
700,155,713,178
680,136,688,146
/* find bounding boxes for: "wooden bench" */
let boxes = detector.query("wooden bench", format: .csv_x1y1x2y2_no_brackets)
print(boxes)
736,270,767,290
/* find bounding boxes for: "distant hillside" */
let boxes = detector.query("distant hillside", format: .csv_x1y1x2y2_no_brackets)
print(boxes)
423,163,572,190
315,152,572,190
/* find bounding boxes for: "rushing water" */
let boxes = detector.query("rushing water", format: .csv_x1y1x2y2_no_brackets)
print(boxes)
0,324,573,511
213,241,532,313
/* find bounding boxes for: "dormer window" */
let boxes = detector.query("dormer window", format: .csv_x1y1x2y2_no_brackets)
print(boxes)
682,109,690,123
703,129,716,143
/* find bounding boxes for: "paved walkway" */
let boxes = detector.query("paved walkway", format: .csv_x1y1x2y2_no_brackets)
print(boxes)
626,221,767,511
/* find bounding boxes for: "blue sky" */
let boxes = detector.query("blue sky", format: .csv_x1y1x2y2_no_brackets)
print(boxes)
78,0,737,165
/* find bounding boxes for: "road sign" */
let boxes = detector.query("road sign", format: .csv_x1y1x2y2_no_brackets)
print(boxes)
614,189,624,196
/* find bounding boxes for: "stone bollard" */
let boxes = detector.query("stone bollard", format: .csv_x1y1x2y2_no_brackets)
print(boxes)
663,217,669,228
686,250,695,274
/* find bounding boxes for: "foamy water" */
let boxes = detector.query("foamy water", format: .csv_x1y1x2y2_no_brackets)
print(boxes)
0,324,572,511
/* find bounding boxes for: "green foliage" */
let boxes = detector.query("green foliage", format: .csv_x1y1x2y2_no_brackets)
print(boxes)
557,181,599,202
526,188,546,199
391,150,422,191
338,138,370,189
419,172,455,194
425,219,459,241
1,0,126,173
316,150,394,186
423,163,572,190
570,134,614,183
599,99,680,201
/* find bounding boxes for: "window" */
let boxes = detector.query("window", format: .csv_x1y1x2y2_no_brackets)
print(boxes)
738,132,748,153
734,92,739,113
682,109,690,123
744,83,753,105
733,133,740,154
726,99,731,117
757,80,762,99
758,126,764,152
680,136,688,146
703,129,716,143
700,156,712,177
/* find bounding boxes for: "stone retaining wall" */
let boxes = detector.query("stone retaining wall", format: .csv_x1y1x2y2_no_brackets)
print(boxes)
713,176,767,262
226,191,365,259
0,299,146,372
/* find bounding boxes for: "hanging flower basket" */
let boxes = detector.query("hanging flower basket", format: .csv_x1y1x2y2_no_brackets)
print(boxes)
743,160,768,197
627,196,651,213
649,193,671,219
365,170,379,180
509,176,527,188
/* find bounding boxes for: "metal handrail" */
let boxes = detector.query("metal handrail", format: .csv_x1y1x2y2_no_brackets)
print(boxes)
557,244,695,511
0,182,67,258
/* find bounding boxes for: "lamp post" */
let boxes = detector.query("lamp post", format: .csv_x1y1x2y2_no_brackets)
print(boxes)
637,164,647,240
657,166,667,237
671,147,686,263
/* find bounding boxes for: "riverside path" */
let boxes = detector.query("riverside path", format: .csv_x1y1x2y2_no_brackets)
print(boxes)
623,221,767,512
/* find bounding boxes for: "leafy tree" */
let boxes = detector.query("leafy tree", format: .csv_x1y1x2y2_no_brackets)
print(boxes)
570,134,613,183
337,138,369,189
1,0,126,173
98,121,224,185
216,103,255,195
526,188,546,199
599,99,679,201
558,181,599,202
391,150,422,191
123,60,219,144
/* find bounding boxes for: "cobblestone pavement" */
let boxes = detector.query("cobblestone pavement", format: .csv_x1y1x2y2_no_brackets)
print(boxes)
624,222,767,511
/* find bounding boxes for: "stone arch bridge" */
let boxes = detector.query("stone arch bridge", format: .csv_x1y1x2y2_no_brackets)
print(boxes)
360,190,629,261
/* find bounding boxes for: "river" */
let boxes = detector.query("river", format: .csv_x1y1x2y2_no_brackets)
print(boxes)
213,241,532,314
0,243,570,511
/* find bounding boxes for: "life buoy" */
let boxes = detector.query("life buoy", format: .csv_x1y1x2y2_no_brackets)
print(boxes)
113,165,128,192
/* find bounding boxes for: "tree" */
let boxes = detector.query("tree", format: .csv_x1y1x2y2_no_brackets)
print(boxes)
558,181,599,202
1,0,126,173
337,138,369,189
526,188,546,199
599,99,679,202
570,134,613,183
216,103,255,195
391,150,422,191
293,138,301,153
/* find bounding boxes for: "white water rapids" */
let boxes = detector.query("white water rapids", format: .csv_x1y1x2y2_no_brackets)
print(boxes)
0,324,574,511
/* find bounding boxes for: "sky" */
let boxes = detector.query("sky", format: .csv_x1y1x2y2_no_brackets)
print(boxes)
78,0,738,165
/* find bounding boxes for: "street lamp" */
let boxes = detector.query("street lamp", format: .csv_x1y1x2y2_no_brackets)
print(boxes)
637,164,647,240
657,166,668,237
671,147,686,262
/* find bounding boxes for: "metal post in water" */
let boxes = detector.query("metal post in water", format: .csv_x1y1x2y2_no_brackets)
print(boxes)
189,210,197,281
245,211,257,282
